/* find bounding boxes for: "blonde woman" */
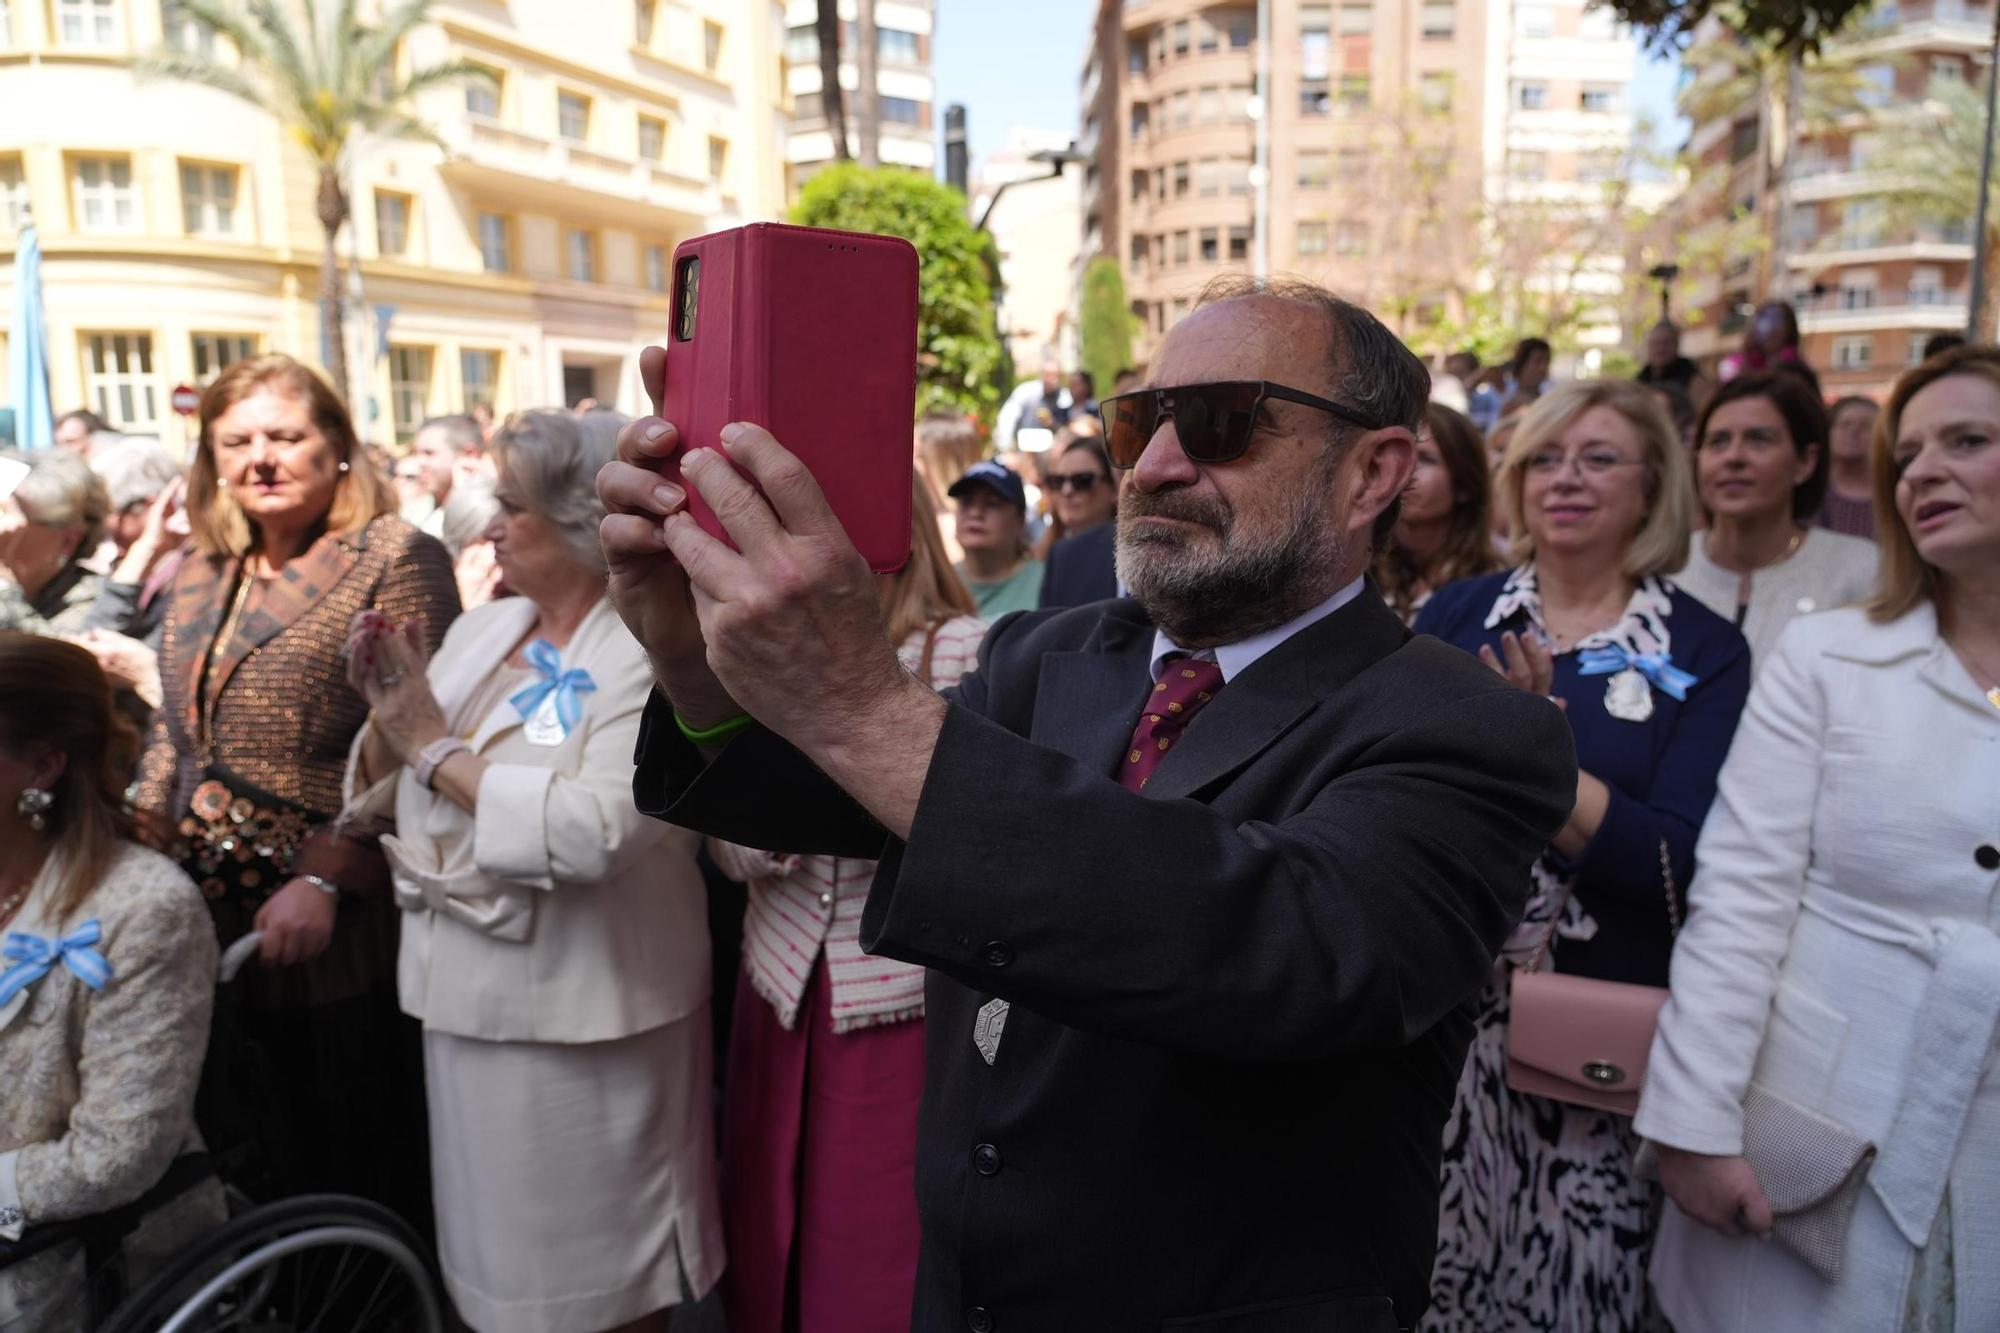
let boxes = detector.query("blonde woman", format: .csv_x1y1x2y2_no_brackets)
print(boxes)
1414,379,1752,1331
1639,346,2000,1330
708,478,984,1333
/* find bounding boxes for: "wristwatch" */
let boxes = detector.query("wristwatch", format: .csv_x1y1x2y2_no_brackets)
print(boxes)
298,873,340,897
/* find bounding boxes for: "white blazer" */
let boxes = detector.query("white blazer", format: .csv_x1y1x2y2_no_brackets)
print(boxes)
343,596,710,1044
1635,603,2000,1331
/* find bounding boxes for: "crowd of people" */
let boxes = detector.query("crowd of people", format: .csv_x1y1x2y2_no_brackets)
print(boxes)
0,274,1993,1333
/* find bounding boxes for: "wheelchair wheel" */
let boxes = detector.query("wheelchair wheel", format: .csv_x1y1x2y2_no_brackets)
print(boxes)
97,1194,445,1333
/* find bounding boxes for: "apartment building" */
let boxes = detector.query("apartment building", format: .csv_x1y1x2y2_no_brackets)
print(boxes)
781,0,936,190
0,0,787,444
1674,0,1989,398
1094,0,1642,366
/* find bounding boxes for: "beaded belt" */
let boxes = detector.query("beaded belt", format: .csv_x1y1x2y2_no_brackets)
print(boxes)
176,769,314,903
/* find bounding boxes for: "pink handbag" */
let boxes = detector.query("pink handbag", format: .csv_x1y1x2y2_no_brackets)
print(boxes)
1503,839,1677,1117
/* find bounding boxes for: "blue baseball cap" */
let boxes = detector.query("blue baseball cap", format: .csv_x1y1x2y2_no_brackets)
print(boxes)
947,460,1027,511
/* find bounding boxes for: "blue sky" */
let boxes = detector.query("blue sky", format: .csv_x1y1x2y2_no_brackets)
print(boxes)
932,0,1686,171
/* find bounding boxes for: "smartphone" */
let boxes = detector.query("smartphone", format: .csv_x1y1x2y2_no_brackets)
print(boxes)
657,222,919,573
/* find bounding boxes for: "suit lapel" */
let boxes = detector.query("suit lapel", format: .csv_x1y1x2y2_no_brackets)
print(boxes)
171,553,231,741
208,528,362,704
1145,588,1410,801
1029,603,1155,778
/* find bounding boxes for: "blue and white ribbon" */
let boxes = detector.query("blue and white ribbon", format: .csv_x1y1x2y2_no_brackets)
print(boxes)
507,639,597,739
0,920,113,1006
1576,644,1698,702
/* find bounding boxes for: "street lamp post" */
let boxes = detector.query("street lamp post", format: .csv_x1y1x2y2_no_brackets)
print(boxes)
1968,2,2000,340
973,145,1086,233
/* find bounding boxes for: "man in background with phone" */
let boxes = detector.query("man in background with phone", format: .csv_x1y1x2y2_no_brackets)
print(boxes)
599,278,1575,1330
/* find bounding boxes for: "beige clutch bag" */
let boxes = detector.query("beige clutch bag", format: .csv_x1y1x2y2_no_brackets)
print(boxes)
1640,1085,1876,1282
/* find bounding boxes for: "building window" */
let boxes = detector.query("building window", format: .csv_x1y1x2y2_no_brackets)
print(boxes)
1729,117,1759,164
164,1,217,56
1130,102,1149,137
880,27,920,64
1196,87,1220,124
1129,233,1148,267
704,20,723,71
644,243,668,293
1297,151,1331,189
1296,221,1329,256
1338,74,1369,113
461,349,499,414
374,190,410,256
558,91,591,142
1932,56,1964,84
1173,230,1190,264
179,162,238,238
0,1,10,44
0,157,27,233
1130,168,1148,202
1518,3,1554,37
1578,149,1621,182
72,155,136,232
638,115,666,161
1419,72,1453,111
1227,83,1253,122
1172,18,1190,56
1335,221,1368,255
57,0,118,47
1832,335,1874,369
1580,85,1620,113
84,333,157,429
1223,157,1251,195
1337,2,1372,35
1909,266,1945,304
1197,15,1220,53
1421,1,1454,39
1228,225,1250,261
566,228,598,282
635,0,654,45
882,96,922,126
1170,89,1191,126
477,212,511,273
1230,17,1253,47
466,66,501,117
190,333,255,383
1199,227,1219,262
708,136,729,180
1128,38,1147,73
390,345,433,440
793,90,824,120
785,24,817,63
1196,159,1220,197
1513,151,1548,182
1301,6,1330,79
1516,82,1547,110
1908,333,1934,364
1172,161,1190,197
1838,274,1878,309
1300,79,1331,116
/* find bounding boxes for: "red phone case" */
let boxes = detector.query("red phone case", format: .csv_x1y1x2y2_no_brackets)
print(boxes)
657,222,918,573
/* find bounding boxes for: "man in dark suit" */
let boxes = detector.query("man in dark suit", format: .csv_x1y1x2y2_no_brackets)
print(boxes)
1037,517,1118,608
597,278,1576,1331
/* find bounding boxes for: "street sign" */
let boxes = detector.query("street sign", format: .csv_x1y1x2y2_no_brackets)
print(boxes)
170,384,201,416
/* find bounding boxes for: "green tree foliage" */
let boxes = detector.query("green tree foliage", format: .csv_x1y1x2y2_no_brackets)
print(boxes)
139,0,490,406
792,163,1007,423
1606,0,1874,54
1078,257,1136,397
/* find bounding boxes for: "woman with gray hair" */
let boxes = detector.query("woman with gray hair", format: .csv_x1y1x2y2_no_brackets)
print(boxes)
82,438,188,646
338,409,720,1331
0,449,110,635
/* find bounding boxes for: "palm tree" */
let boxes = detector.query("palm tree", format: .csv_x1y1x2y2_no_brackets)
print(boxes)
1875,74,1999,334
138,0,490,406
815,0,850,161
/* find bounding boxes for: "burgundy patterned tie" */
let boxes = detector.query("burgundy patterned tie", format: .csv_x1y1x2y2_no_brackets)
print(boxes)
1119,657,1226,791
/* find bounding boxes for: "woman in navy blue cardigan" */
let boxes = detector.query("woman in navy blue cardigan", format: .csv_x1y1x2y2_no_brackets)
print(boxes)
1413,380,1750,1333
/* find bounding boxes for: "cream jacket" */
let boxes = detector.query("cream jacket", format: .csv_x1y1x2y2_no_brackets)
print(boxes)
1636,604,2000,1331
344,596,710,1044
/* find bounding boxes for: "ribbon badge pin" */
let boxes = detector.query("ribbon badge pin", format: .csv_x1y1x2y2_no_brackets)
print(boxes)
0,920,114,1007
509,639,597,747
1577,644,1698,724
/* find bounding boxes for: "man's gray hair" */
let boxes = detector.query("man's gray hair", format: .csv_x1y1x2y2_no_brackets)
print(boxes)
438,474,499,559
489,410,613,574
8,448,111,554
1195,275,1430,435
91,437,184,511
415,414,484,455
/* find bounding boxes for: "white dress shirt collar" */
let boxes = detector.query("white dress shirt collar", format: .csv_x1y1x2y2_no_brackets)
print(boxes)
1148,575,1366,683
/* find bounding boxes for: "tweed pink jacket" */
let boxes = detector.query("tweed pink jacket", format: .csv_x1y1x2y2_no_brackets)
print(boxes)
710,615,987,1033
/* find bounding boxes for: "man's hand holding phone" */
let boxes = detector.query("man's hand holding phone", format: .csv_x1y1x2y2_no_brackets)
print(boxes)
596,345,739,730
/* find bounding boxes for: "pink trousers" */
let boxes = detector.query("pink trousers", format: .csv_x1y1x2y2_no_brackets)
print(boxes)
720,960,926,1333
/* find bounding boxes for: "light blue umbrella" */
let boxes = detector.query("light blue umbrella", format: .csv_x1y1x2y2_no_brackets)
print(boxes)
7,220,54,450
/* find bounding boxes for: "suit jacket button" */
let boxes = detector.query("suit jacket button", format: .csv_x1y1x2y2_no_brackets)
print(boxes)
966,1306,995,1333
973,1143,1001,1176
1978,844,2000,871
982,940,1014,969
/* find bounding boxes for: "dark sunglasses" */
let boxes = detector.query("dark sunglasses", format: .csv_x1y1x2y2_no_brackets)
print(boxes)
1095,380,1382,469
1044,471,1105,494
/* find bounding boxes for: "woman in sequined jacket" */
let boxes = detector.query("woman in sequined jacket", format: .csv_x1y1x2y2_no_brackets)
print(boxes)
135,354,459,1231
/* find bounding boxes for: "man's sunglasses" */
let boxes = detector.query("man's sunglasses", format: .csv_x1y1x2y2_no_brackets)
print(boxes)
1094,380,1382,470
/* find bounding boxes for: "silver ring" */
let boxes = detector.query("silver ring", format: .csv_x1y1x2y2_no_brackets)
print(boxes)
380,671,404,686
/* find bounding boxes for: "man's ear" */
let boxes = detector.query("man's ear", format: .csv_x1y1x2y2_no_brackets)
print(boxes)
1348,429,1416,537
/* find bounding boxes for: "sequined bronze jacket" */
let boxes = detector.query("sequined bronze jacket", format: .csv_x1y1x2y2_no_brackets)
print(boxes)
137,514,460,1002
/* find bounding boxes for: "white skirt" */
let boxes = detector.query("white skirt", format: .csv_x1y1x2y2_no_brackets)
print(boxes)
424,1011,724,1333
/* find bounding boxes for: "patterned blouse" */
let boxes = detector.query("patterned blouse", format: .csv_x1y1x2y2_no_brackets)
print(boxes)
709,615,988,1033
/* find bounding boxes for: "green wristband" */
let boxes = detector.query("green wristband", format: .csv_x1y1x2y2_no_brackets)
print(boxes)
675,710,754,745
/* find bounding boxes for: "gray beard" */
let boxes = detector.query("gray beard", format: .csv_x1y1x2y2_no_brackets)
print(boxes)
1115,467,1348,648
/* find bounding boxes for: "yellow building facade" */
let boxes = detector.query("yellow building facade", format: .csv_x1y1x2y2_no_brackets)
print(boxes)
0,0,789,449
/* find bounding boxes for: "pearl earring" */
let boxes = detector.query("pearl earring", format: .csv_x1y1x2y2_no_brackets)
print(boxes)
16,787,52,833
338,460,351,473
216,477,229,489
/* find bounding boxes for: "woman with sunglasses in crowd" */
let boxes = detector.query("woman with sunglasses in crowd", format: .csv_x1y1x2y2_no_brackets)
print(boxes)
1373,404,1498,625
1413,380,1751,1331
1037,434,1121,609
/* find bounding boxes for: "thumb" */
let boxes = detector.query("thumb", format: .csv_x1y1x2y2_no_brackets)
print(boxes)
1740,1178,1776,1237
